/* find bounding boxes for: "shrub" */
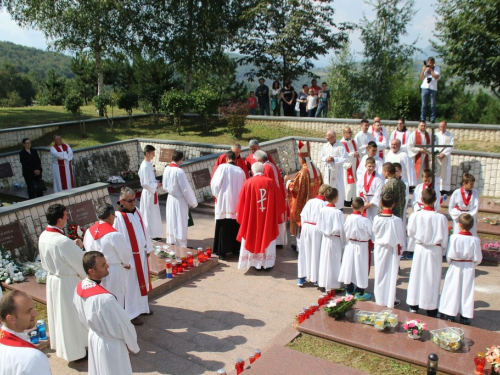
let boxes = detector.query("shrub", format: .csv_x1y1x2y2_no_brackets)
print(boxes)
218,101,248,138
63,92,86,135
161,90,192,133
93,93,115,129
118,91,139,117
191,87,220,133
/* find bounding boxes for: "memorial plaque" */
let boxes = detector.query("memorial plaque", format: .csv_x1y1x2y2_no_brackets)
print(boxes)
200,151,212,156
159,148,175,163
67,200,97,226
192,169,211,189
267,149,280,165
0,222,25,250
0,162,14,179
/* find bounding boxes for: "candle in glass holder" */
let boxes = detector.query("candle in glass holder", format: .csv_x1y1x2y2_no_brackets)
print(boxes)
172,265,178,276
323,292,330,302
318,295,325,307
206,246,212,258
235,358,245,374
165,259,173,279
197,248,205,263
254,349,261,360
304,307,311,319
249,354,256,364
309,303,317,314
187,252,194,268
474,352,486,375
298,311,305,323
181,256,188,271
176,260,183,273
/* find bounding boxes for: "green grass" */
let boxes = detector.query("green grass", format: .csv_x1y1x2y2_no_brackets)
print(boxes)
286,334,447,375
0,105,144,130
0,116,325,154
454,141,500,154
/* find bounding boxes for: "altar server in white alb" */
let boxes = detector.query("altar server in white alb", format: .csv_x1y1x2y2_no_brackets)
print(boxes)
356,157,384,222
340,126,360,206
389,118,412,153
338,197,373,300
317,187,345,292
449,173,479,236
0,291,52,375
297,184,328,287
50,134,75,192
83,203,133,307
370,120,387,161
411,169,441,212
74,252,140,375
162,150,198,247
354,119,375,157
138,145,163,240
435,121,454,195
385,138,415,187
38,203,88,362
373,193,405,308
113,187,153,325
356,142,384,179
407,121,432,185
320,129,347,209
438,214,482,325
211,150,246,259
406,189,449,317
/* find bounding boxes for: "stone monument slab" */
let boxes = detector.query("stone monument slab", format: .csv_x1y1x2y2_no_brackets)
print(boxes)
0,222,25,250
192,169,211,189
159,148,175,163
66,200,97,226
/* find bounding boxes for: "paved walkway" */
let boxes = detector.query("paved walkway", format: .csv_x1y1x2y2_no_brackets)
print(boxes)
46,202,500,374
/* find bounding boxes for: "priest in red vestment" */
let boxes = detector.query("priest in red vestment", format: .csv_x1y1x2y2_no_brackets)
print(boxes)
211,143,250,179
236,162,283,270
0,290,52,374
245,139,276,173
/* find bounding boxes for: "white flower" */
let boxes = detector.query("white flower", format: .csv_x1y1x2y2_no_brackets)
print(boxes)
6,278,12,284
77,226,83,237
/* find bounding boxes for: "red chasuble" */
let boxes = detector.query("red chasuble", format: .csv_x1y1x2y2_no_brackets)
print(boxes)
53,143,75,190
0,329,40,350
236,175,281,253
88,222,117,240
211,153,250,179
414,131,431,178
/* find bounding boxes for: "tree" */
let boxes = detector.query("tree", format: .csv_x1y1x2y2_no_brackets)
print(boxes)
236,0,350,84
118,91,139,124
161,90,192,133
70,52,97,105
93,93,115,129
358,0,419,118
190,87,220,133
38,69,66,105
64,92,86,135
433,0,500,99
4,0,136,97
0,63,36,106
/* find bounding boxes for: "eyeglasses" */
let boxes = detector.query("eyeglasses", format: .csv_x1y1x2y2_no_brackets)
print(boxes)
122,199,135,203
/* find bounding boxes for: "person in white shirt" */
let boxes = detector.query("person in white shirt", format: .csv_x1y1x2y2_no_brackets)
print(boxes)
306,88,318,117
320,130,347,210
354,119,375,157
389,118,412,154
0,291,52,375
340,126,360,206
356,157,384,222
357,142,384,180
371,120,387,161
371,116,388,138
435,121,454,195
138,145,163,240
420,57,441,123
449,173,479,236
385,138,416,186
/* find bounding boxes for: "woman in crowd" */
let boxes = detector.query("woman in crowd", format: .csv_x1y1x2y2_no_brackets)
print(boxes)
19,137,44,199
297,84,309,117
271,80,281,116
281,81,296,117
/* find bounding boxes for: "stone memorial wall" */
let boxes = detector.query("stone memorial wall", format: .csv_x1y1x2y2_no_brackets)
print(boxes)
0,183,111,261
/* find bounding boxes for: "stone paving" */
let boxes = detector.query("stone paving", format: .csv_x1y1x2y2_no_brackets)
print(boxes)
45,199,500,375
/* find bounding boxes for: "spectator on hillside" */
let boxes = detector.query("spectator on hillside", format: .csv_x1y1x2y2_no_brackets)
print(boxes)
281,81,296,117
309,79,321,96
248,91,257,115
307,88,318,117
316,82,331,118
297,84,309,117
420,57,441,123
271,81,281,116
19,137,44,199
255,78,270,116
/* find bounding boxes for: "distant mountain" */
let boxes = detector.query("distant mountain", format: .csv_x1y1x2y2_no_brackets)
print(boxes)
0,41,74,79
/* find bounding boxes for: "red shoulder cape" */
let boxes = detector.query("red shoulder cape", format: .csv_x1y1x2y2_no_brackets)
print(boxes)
88,222,117,240
0,329,40,350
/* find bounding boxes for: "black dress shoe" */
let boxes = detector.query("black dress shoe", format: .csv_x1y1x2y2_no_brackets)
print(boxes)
276,245,284,249
141,310,153,316
291,244,297,251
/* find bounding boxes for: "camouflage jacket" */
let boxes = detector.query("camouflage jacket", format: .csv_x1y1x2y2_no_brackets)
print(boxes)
379,177,407,219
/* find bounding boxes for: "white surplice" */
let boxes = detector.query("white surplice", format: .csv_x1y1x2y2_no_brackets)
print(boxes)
299,198,327,281
38,228,88,361
138,160,163,238
406,209,449,310
410,182,442,213
338,214,373,289
371,129,387,161
113,209,152,320
211,163,246,220
407,130,432,185
320,141,347,209
238,238,276,269
73,279,140,375
83,224,133,307
439,233,482,318
340,138,360,202
0,326,51,375
50,143,75,192
389,129,412,153
435,130,454,191
373,214,405,308
449,188,479,235
356,171,384,223
385,150,416,187
353,130,375,157
317,205,345,291
162,163,198,247
356,155,384,180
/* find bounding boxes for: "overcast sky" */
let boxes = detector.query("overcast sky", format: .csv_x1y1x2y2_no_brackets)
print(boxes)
0,0,438,67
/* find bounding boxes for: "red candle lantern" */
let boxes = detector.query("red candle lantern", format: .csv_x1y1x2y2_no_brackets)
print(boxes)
474,352,486,375
254,349,261,360
206,246,212,258
197,248,205,263
298,311,305,323
235,358,245,374
176,260,183,274
249,354,256,364
187,252,194,268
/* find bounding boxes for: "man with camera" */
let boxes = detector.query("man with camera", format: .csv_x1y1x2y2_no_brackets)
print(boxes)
420,57,441,123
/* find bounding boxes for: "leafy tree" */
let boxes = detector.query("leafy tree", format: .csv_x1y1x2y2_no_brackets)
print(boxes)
433,0,500,99
93,93,115,129
64,92,86,135
103,53,136,92
358,0,419,118
236,0,350,84
190,87,220,133
38,69,66,105
161,90,192,133
70,52,97,105
118,91,139,124
0,62,36,106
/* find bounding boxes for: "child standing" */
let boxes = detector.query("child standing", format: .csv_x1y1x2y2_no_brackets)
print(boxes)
338,197,373,300
298,184,329,287
373,193,405,308
449,173,479,235
438,213,482,324
356,157,384,222
317,187,346,292
357,141,384,179
248,91,257,115
411,168,441,212
406,188,449,317
306,88,318,117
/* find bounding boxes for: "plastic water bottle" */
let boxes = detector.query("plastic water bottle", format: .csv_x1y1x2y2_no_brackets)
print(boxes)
30,330,39,344
37,319,47,340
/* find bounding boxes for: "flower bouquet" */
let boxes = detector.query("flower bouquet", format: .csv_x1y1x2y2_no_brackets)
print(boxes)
0,246,27,284
323,295,356,319
448,225,453,236
486,346,500,373
121,170,138,181
107,175,126,184
66,223,85,242
403,319,427,339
